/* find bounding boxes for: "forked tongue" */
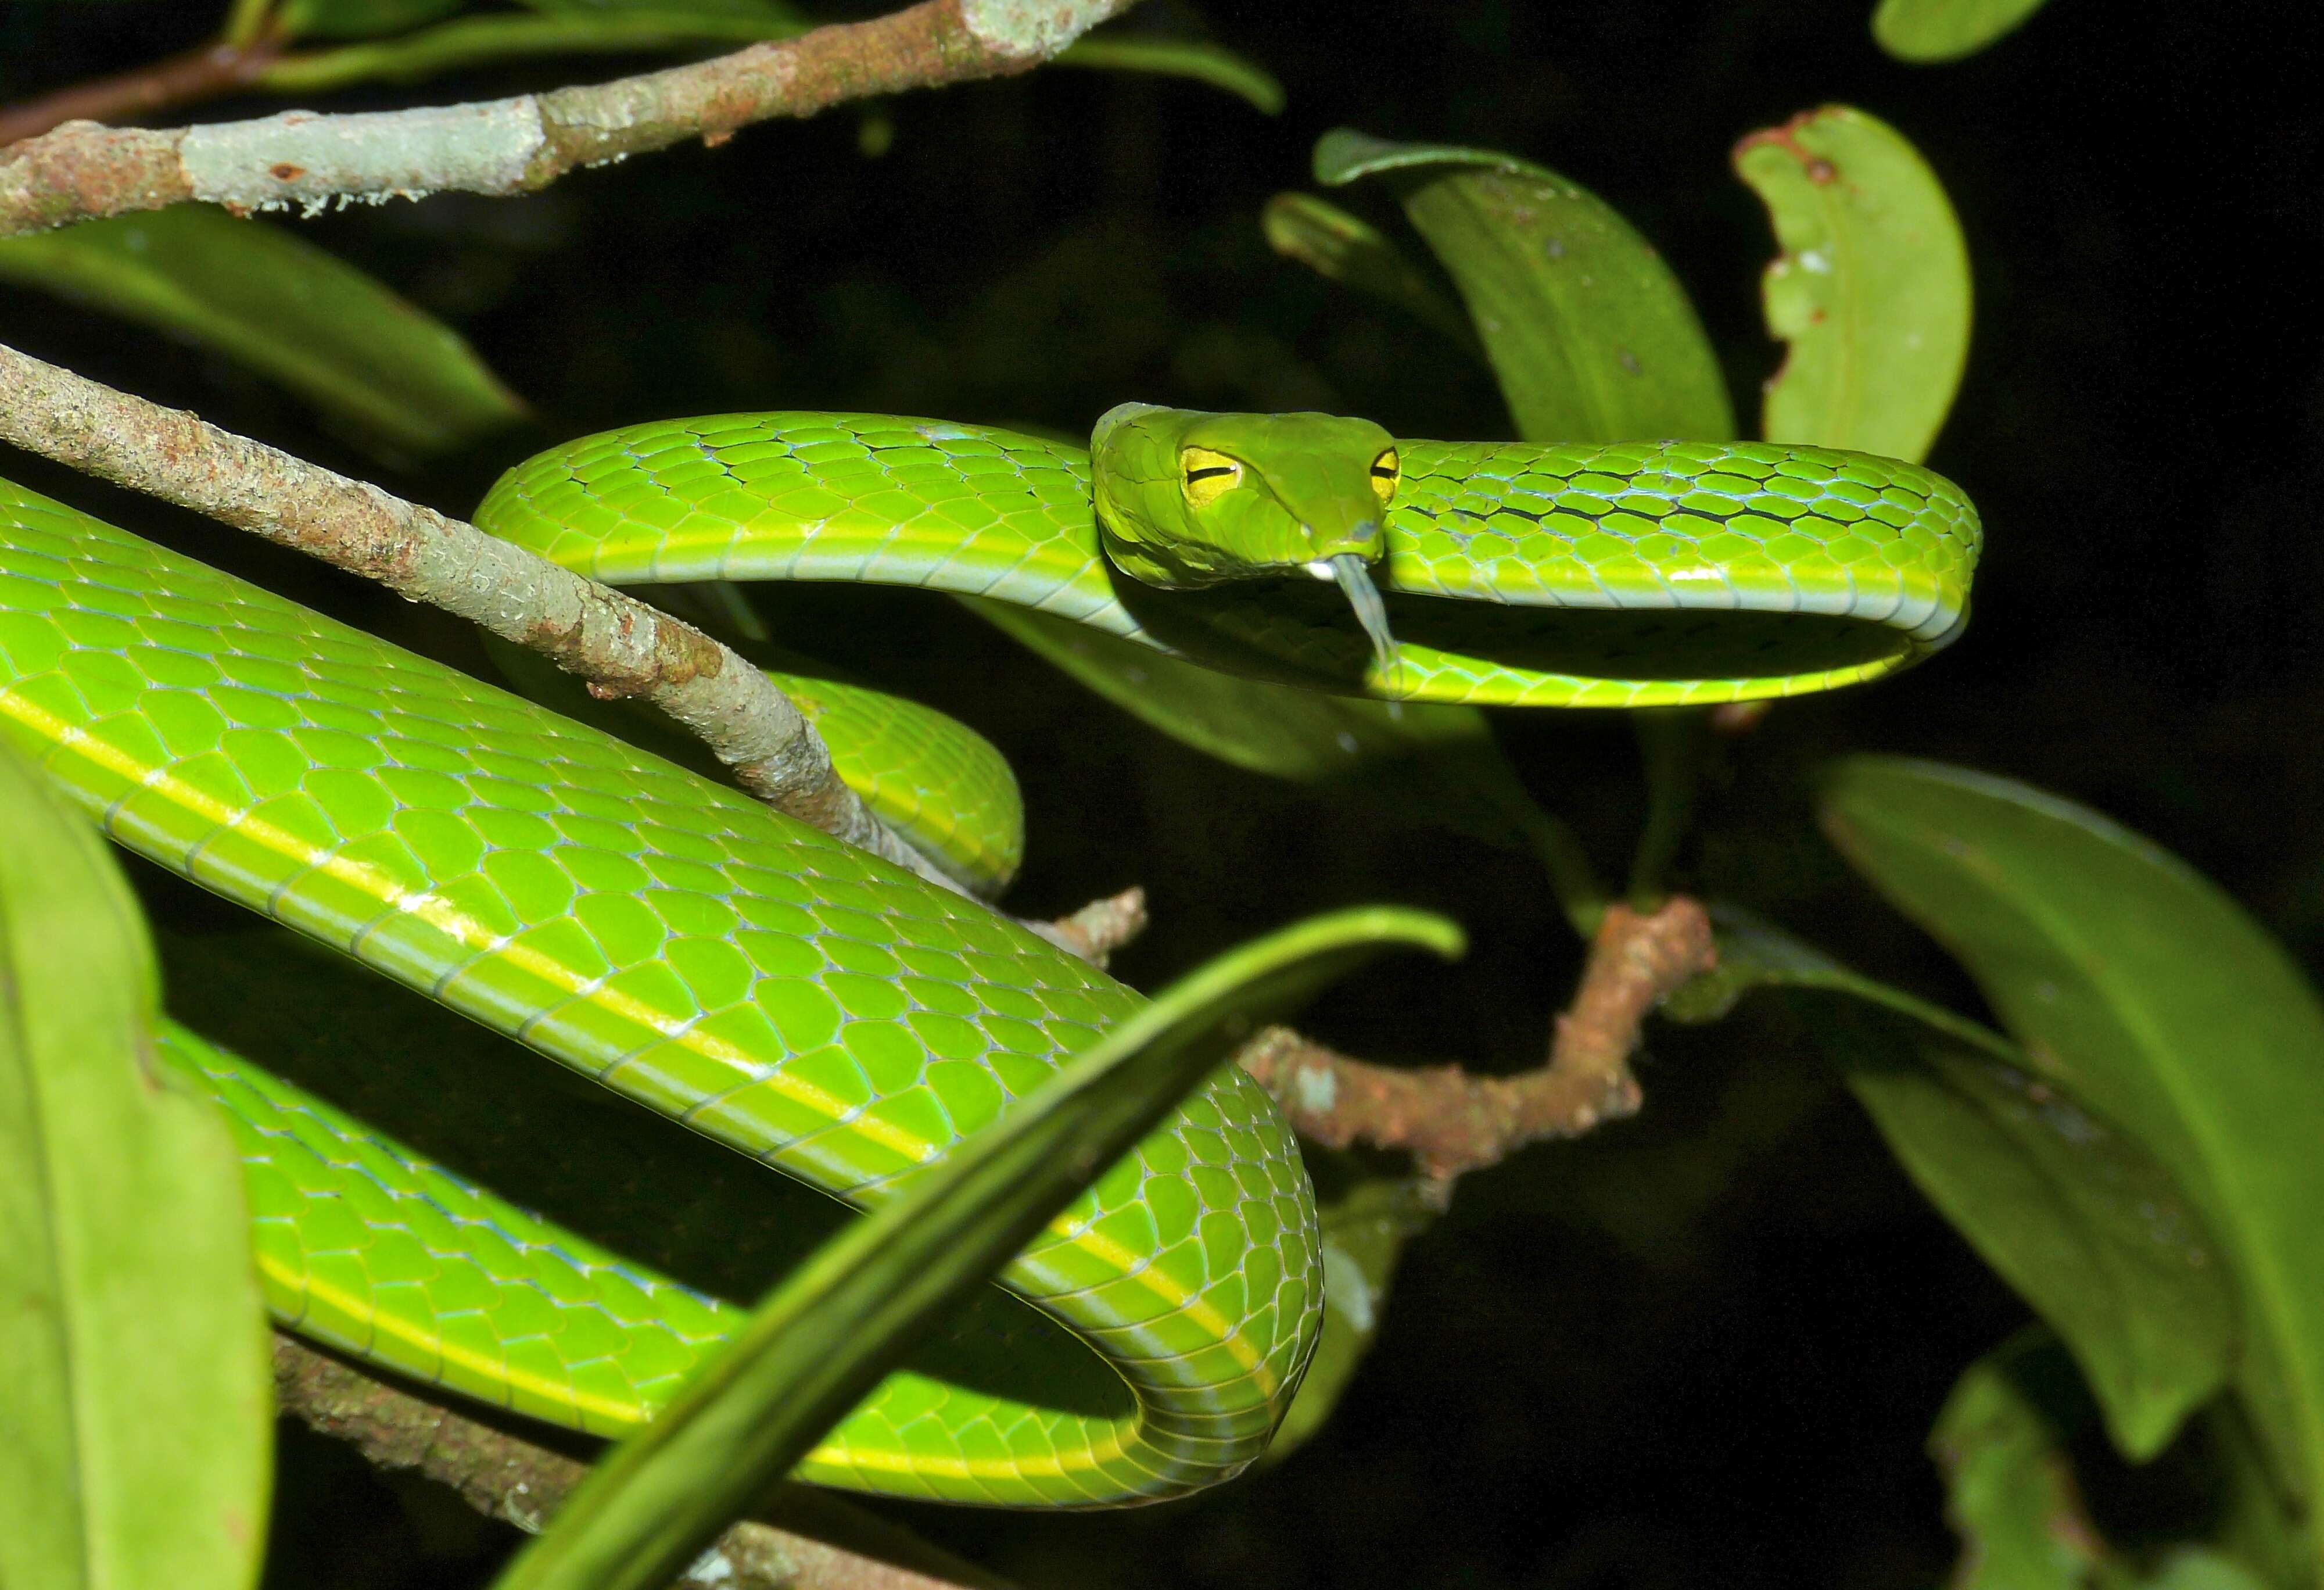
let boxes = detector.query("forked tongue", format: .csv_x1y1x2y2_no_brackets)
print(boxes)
1311,552,1398,687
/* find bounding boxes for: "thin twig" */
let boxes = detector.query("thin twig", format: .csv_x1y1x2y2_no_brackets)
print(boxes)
0,0,1136,237
1239,898,1717,1195
1024,886,1148,969
272,1334,1017,1590
0,39,284,149
0,341,966,893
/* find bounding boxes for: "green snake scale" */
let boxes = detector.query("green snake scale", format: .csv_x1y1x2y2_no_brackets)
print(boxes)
0,410,1979,1507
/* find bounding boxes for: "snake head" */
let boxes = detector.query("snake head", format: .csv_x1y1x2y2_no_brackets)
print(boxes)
1091,403,1403,675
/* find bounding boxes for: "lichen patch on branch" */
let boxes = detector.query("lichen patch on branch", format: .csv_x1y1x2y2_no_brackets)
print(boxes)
180,99,543,216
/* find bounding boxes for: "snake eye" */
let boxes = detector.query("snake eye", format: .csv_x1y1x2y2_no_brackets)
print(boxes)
1369,447,1401,505
1181,447,1243,506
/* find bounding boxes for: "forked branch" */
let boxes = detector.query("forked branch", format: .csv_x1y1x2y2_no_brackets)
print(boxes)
1240,898,1716,1195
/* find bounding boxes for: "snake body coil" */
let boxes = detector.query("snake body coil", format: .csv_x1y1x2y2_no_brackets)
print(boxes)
0,410,1978,1507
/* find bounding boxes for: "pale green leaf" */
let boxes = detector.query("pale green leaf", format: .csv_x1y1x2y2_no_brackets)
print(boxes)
1874,0,2055,63
493,906,1463,1590
0,206,525,458
1056,35,1283,114
0,742,271,1590
1821,757,2324,1550
1315,127,1733,445
1733,106,1970,463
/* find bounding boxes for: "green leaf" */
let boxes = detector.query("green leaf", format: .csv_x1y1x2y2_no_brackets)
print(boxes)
1822,1000,2230,1459
259,6,1275,113
257,10,810,94
493,906,1464,1590
511,0,803,16
1873,0,2055,63
0,742,271,1590
0,207,525,459
1056,35,1284,115
1931,1330,2129,1590
276,0,468,42
2143,1554,2276,1590
1733,106,1971,463
1820,757,2324,1542
1314,127,1733,445
966,599,1605,931
1673,911,2233,1460
1267,1172,1438,1460
1261,192,1481,356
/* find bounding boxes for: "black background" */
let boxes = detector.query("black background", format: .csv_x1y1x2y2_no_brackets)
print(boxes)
5,2,2323,1585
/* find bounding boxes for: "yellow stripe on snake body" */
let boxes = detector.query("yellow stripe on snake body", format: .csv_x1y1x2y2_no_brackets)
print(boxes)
0,478,1317,1508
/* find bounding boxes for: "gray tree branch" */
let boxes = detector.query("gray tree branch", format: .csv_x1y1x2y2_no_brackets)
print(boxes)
0,0,1135,237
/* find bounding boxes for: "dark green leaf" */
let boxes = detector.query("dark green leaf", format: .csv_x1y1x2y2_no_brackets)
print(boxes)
1268,1172,1439,1459
0,207,525,459
966,599,1604,931
1873,0,2055,63
2204,1398,2314,1590
1821,757,2324,1538
259,10,809,95
1822,1001,2230,1459
257,10,808,95
1056,36,1284,115
0,742,271,1590
511,0,802,16
277,0,468,41
2142,1555,2274,1590
1261,192,1480,355
1314,127,1733,445
1674,911,2233,1460
492,906,1464,1590
1733,106,1971,463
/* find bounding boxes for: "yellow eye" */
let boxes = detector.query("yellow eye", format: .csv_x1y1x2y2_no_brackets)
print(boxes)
1181,447,1242,506
1369,447,1400,505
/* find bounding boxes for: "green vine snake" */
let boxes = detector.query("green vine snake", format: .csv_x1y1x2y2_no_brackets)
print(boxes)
0,406,1978,1506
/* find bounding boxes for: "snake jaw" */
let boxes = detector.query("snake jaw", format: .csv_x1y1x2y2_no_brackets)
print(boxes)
1307,552,1399,687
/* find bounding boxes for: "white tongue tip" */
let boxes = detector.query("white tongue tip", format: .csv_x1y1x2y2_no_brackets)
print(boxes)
1321,552,1399,684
